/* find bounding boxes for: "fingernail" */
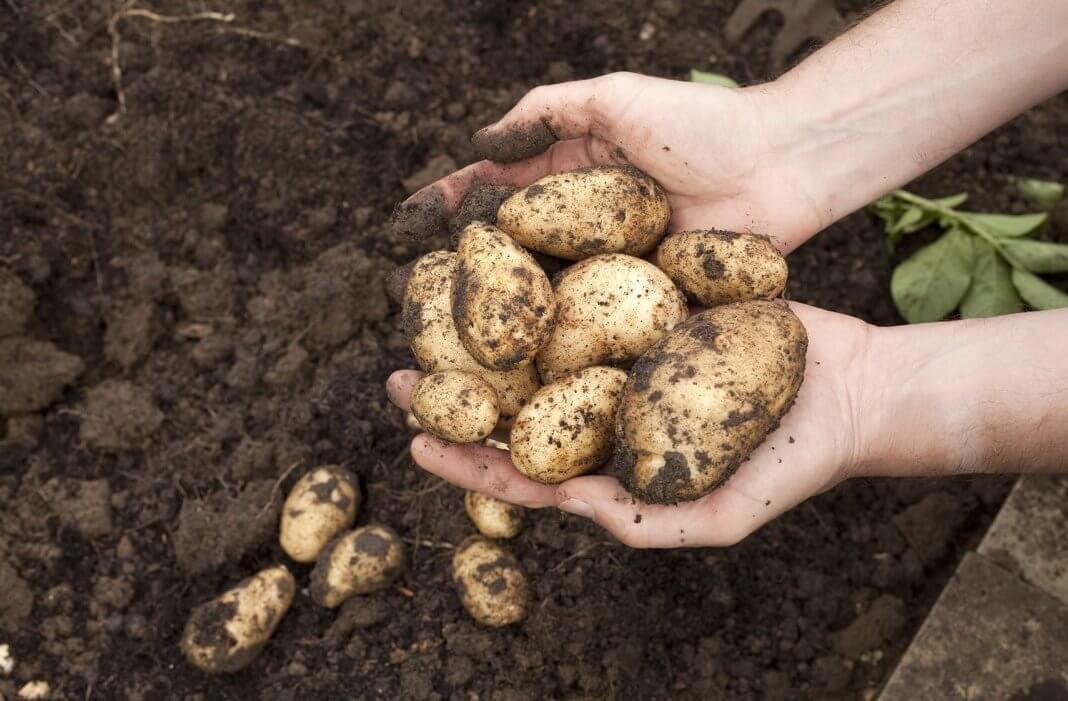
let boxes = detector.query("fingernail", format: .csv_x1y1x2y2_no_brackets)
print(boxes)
558,498,594,520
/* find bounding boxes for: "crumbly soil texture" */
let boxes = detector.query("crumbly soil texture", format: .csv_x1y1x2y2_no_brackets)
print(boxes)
1,1,1065,699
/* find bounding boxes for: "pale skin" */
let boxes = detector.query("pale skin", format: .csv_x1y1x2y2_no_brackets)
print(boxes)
387,0,1068,548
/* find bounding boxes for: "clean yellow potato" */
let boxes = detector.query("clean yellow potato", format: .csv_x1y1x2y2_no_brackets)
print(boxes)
464,491,524,538
403,251,539,417
510,366,628,483
656,230,787,307
181,565,295,673
497,166,671,261
453,222,556,369
279,466,360,563
411,371,499,443
310,524,405,608
614,300,807,504
451,536,529,626
536,254,688,383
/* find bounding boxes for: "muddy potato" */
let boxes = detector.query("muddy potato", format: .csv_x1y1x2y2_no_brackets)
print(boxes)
451,536,529,626
614,300,807,504
464,491,524,538
310,524,405,608
497,166,671,261
656,230,787,307
402,251,539,417
453,223,556,369
510,366,628,483
536,254,688,383
181,565,295,673
279,466,360,563
410,371,499,443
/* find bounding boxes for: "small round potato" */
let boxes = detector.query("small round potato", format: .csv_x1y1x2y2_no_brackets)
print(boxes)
451,536,529,626
310,524,405,608
453,222,556,369
536,254,688,383
279,466,360,563
655,230,787,307
411,371,500,443
497,166,671,261
464,491,524,538
181,565,295,673
510,366,628,483
403,251,539,417
614,300,807,504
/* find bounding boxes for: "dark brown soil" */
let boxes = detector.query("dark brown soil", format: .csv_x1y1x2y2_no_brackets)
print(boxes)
1,1,1064,699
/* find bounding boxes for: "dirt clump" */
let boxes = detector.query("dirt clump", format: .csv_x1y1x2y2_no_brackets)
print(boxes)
0,560,34,632
0,338,84,415
79,380,164,451
40,478,113,539
0,269,35,337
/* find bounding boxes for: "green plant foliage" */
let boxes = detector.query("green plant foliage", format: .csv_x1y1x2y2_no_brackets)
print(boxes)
1014,177,1065,211
689,69,740,88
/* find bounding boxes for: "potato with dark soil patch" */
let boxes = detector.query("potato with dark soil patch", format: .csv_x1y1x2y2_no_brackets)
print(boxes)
614,300,807,504
310,524,405,608
451,536,529,626
656,230,787,307
410,371,499,443
279,466,361,563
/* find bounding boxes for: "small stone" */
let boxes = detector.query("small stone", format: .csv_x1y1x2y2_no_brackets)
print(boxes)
79,380,163,451
17,680,50,699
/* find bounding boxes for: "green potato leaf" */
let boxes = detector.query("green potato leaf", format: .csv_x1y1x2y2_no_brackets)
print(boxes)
891,228,974,323
960,239,1022,318
933,193,969,209
1011,268,1068,310
1001,239,1068,274
1014,177,1065,211
959,211,1048,238
689,69,740,88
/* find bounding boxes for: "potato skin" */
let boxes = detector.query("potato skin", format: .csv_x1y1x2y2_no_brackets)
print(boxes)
536,254,688,383
464,491,524,539
181,565,295,673
656,230,787,307
403,251,539,417
497,166,671,261
451,536,529,626
310,525,405,608
452,223,556,370
614,300,807,504
411,371,500,443
279,466,361,563
510,366,628,484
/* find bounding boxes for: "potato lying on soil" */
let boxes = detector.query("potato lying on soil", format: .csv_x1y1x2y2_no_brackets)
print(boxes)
464,491,524,538
403,251,539,417
453,222,556,370
410,371,499,443
656,230,787,307
510,366,628,483
497,166,671,261
279,466,360,563
181,565,295,673
536,254,688,383
310,524,405,608
452,536,529,626
614,300,807,504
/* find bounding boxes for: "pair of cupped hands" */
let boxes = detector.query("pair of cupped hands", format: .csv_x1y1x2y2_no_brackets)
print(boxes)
387,73,872,548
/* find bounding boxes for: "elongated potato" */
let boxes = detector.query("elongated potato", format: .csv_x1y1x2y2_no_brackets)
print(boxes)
656,230,787,306
497,166,671,260
279,466,360,563
181,565,295,673
452,536,529,626
464,491,524,538
614,300,807,504
411,371,499,443
453,223,555,369
510,366,628,483
403,251,539,417
536,254,687,383
310,524,405,608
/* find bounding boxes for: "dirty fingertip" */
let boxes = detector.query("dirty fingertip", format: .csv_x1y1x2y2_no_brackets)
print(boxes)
391,185,448,239
471,120,557,163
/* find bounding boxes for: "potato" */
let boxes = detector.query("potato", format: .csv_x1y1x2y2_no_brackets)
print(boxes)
510,366,628,483
181,565,295,673
614,300,807,504
453,222,556,369
451,536,529,626
656,230,787,307
536,254,688,383
497,166,671,261
403,251,539,417
410,371,499,443
464,491,524,538
279,466,360,563
310,524,405,608
405,412,422,432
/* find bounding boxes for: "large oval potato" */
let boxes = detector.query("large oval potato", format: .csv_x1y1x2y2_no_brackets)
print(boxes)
403,251,539,417
510,366,628,483
451,536,529,626
614,300,807,504
181,565,295,673
310,524,405,608
452,222,555,369
279,466,361,563
536,254,688,383
411,371,499,443
656,230,787,307
497,166,670,261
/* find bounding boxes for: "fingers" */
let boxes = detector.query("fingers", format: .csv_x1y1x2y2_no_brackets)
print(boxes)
386,369,424,413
